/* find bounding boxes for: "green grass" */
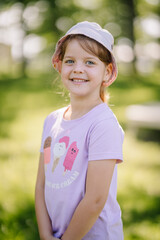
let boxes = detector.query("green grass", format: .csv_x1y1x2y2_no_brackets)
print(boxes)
119,135,160,240
0,72,160,239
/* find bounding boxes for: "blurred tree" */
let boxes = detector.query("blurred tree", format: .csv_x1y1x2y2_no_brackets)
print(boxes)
0,0,159,77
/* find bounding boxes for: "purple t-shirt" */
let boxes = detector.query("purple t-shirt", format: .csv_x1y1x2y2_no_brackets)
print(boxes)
40,103,124,240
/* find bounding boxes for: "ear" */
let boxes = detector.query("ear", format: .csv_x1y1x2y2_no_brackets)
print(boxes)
53,59,62,73
102,63,113,87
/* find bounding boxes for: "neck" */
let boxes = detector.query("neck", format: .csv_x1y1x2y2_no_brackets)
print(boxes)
65,95,103,120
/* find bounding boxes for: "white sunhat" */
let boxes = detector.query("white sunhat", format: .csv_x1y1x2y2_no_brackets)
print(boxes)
52,21,118,86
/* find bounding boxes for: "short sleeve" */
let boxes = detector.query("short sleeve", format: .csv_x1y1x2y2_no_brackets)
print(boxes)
39,115,49,153
88,118,124,163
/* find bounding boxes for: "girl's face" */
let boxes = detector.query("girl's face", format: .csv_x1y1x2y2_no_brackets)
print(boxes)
60,39,110,101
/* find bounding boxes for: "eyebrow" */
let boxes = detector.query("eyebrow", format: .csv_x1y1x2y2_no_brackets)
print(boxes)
64,56,97,60
63,56,75,60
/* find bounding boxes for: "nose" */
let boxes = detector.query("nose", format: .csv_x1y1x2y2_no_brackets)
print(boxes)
73,63,83,73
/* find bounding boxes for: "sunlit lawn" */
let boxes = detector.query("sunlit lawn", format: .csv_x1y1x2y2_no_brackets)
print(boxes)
0,73,160,240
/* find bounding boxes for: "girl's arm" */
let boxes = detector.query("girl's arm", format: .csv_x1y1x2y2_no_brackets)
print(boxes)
61,159,116,240
35,153,60,240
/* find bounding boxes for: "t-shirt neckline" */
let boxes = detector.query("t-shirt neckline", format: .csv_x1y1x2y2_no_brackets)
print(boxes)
61,103,107,123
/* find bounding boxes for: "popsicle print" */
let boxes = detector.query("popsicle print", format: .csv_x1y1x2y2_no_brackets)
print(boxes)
52,136,69,173
63,141,79,175
43,136,52,171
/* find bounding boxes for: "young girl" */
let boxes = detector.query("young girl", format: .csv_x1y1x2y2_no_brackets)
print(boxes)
35,21,124,240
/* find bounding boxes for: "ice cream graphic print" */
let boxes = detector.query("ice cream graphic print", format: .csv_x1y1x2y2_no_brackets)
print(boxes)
51,136,79,175
43,136,52,171
63,141,79,175
52,136,69,172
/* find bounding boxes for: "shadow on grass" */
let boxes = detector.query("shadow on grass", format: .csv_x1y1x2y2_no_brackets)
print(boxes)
0,201,39,240
136,128,160,142
0,74,53,92
118,186,160,227
0,187,159,240
0,74,64,140
113,74,160,102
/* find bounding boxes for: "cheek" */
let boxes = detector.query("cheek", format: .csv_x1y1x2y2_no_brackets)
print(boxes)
60,72,68,83
88,69,104,81
61,70,71,87
61,66,71,78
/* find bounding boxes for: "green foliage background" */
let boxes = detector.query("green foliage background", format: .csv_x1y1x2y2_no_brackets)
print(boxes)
0,0,160,239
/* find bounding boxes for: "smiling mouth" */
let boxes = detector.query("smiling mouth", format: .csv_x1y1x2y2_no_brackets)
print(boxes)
70,78,89,82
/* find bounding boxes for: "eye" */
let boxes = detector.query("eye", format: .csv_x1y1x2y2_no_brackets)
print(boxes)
86,60,95,65
64,59,74,64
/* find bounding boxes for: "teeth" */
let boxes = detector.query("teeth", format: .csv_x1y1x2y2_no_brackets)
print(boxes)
72,79,88,82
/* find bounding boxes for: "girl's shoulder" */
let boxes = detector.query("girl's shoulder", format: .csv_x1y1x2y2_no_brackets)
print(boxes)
43,106,67,127
94,103,119,125
47,107,66,119
91,104,124,136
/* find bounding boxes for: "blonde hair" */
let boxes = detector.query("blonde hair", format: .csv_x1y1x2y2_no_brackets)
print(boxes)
58,34,112,103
